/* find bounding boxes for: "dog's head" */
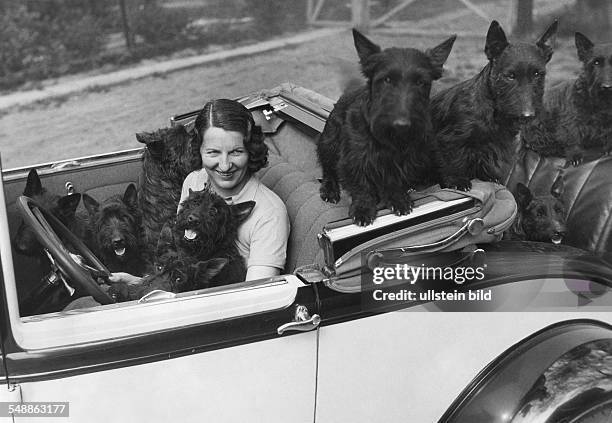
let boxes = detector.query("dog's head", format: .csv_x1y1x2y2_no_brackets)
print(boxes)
13,169,81,256
175,188,255,259
353,29,456,146
83,184,141,264
136,124,201,181
515,176,566,244
485,20,557,124
575,32,612,107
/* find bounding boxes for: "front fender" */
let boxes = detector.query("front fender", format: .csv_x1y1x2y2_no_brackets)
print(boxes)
441,319,612,423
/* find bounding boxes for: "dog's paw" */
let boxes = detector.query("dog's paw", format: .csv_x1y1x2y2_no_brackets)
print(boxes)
319,180,341,204
388,194,413,216
349,202,377,226
440,177,472,192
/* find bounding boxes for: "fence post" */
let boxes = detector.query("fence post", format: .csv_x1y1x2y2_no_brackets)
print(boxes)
118,0,134,50
509,0,533,37
351,0,370,32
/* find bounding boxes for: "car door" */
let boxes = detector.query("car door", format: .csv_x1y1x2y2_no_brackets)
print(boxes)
0,158,319,423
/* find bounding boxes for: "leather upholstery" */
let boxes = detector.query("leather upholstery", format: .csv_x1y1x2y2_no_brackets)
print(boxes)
505,150,612,253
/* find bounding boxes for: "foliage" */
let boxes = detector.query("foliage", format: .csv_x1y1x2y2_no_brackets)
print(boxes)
132,3,191,45
0,2,106,88
249,0,306,36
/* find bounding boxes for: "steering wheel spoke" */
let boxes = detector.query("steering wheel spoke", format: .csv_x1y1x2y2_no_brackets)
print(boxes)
17,195,114,308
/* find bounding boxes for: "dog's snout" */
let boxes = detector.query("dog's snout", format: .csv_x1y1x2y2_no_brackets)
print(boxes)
601,83,612,90
187,214,198,224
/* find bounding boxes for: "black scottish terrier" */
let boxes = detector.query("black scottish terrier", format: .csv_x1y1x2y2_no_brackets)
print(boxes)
136,125,201,254
82,184,146,275
522,32,612,165
510,176,566,244
170,187,255,287
13,169,83,256
109,256,228,301
432,20,558,191
317,29,456,226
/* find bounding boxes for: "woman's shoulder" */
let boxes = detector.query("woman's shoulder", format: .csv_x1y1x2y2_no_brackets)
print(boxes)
183,168,208,186
253,178,287,211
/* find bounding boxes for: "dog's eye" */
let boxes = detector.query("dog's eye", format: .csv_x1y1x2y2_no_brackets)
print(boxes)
533,70,544,78
594,59,602,66
156,265,164,272
175,276,182,284
415,79,426,87
383,76,392,84
506,72,516,80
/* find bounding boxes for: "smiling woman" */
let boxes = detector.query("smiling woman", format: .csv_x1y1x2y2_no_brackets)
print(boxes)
178,98,290,281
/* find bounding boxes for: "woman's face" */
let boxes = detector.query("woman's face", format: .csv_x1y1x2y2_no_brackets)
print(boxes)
200,126,250,197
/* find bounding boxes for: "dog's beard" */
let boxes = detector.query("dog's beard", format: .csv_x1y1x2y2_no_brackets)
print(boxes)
370,120,425,150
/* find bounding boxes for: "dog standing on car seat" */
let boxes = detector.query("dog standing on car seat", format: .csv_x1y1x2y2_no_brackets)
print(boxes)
432,20,558,191
522,32,612,165
509,176,567,244
136,125,201,257
170,187,255,287
317,29,456,226
82,184,146,275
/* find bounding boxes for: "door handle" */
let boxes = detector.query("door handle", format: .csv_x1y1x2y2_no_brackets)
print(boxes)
277,305,321,335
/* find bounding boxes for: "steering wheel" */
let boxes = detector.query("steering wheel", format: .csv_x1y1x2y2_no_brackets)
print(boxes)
17,195,115,305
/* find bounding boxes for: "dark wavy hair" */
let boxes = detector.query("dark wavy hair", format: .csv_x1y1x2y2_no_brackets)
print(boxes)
193,99,268,173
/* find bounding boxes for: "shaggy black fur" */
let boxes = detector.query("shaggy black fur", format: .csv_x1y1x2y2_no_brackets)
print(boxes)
432,20,558,191
169,187,255,287
317,29,456,226
109,257,228,301
522,33,612,165
509,176,567,244
82,184,146,275
136,125,201,257
13,169,83,256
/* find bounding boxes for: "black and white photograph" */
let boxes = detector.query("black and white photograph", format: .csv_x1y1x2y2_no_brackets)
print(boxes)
1,0,612,421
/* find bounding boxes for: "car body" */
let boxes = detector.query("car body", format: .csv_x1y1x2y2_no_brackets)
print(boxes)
0,84,611,422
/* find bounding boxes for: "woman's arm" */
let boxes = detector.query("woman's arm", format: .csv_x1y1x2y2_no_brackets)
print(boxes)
245,265,281,281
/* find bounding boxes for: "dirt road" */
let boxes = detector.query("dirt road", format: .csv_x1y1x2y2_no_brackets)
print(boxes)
0,29,580,170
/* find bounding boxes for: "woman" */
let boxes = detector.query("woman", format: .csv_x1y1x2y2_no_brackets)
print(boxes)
178,98,289,280
111,99,289,286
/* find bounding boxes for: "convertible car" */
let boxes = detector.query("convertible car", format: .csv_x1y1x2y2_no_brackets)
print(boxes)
1,84,612,422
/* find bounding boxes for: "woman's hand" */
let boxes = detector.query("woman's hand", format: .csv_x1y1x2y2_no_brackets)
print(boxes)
108,272,143,285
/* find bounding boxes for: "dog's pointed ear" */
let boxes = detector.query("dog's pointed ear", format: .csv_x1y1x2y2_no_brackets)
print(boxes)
57,193,81,218
575,32,594,63
156,224,176,263
158,224,174,245
426,34,457,79
485,20,509,61
353,28,381,65
515,183,533,210
123,183,138,210
82,193,99,216
231,201,256,224
135,131,155,144
550,176,565,199
24,169,43,197
193,258,228,284
536,19,558,63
